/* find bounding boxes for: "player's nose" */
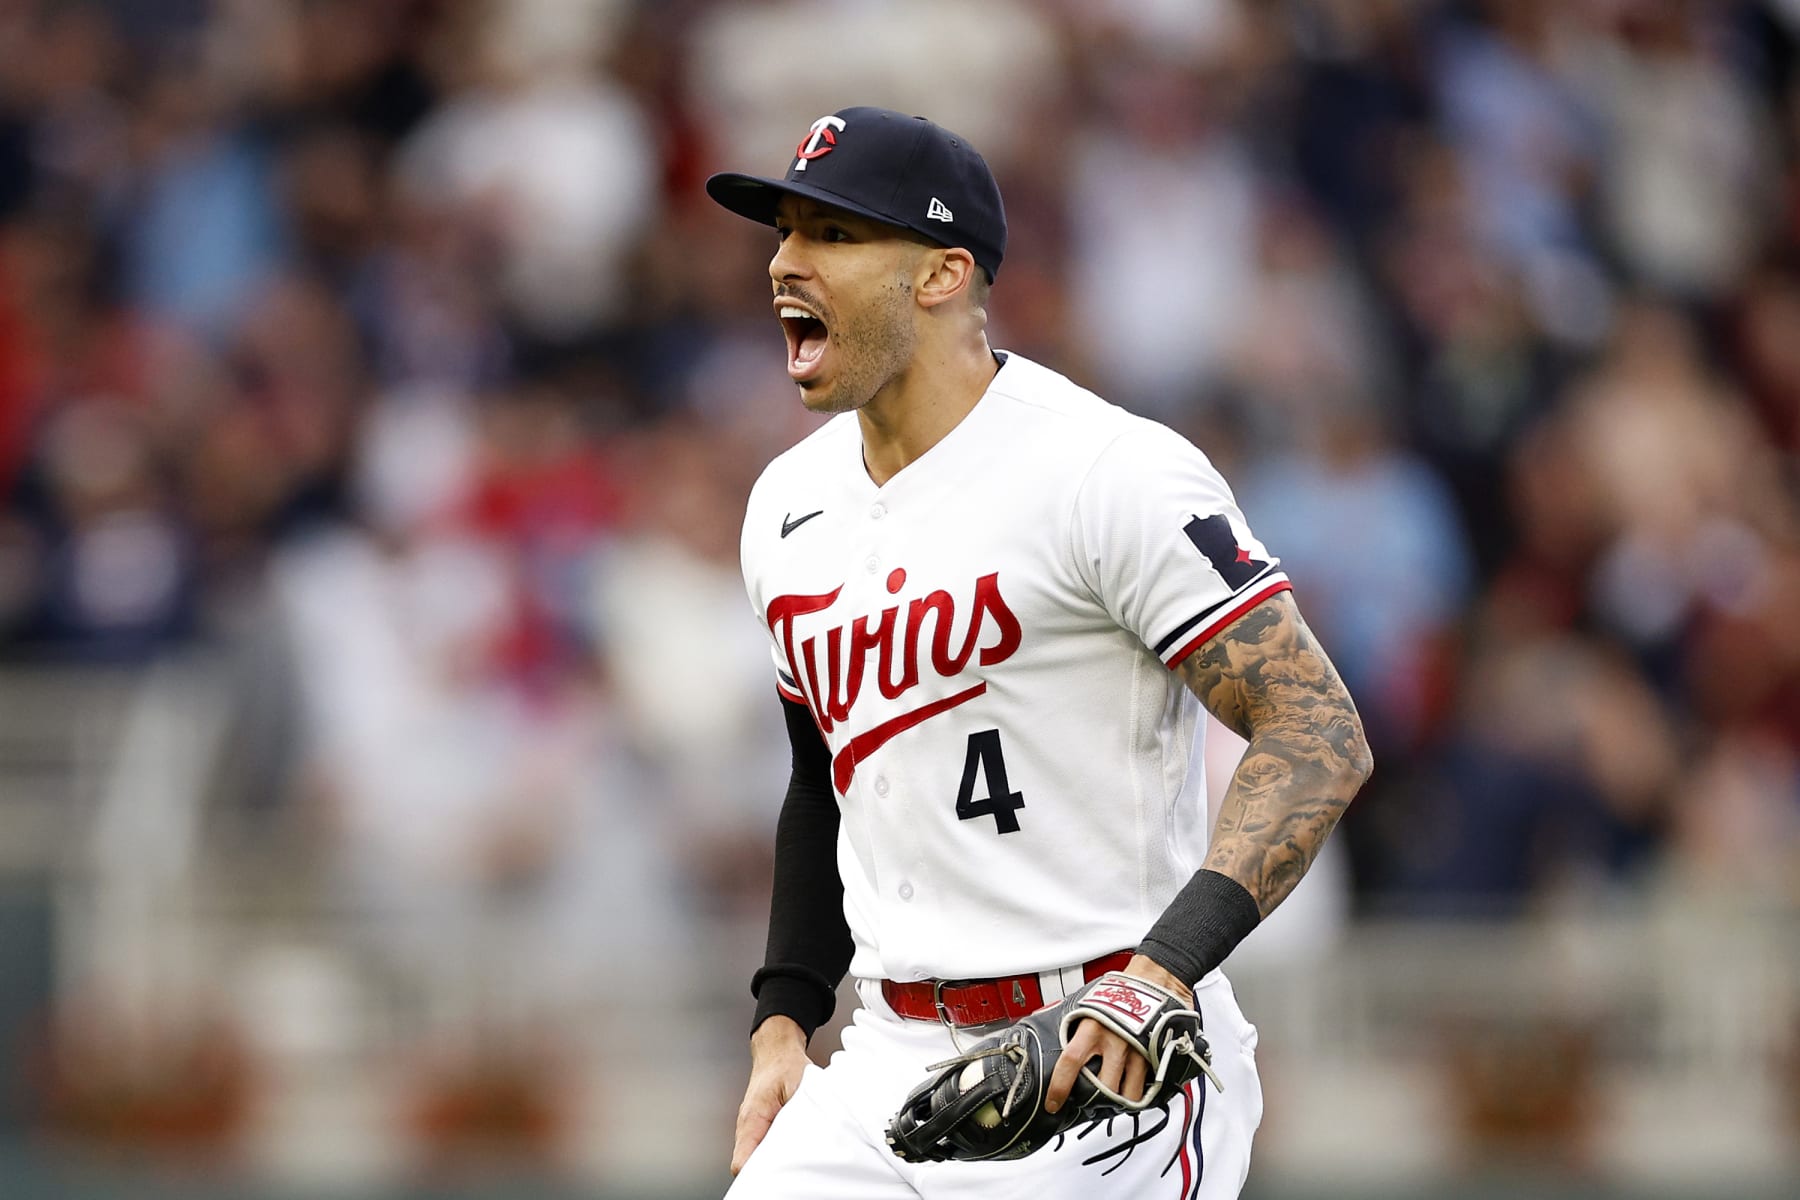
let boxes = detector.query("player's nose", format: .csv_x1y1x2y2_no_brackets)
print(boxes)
769,233,813,285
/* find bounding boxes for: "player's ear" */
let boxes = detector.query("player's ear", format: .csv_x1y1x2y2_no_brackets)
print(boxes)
916,247,977,310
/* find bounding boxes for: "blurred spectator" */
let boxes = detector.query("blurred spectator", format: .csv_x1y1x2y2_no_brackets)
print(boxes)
270,386,686,1023
1282,0,1434,249
1220,197,1395,449
14,396,200,660
392,2,655,342
1229,194,1469,755
1065,40,1264,415
119,51,287,338
589,419,789,914
1432,0,1600,273
1242,390,1472,756
1375,133,1577,572
1565,300,1790,686
1238,374,1472,897
1393,626,1678,912
1580,0,1778,302
9,2,131,216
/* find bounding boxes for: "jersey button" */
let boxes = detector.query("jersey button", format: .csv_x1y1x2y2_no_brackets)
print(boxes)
865,556,880,574
874,776,889,797
897,881,914,901
869,503,886,520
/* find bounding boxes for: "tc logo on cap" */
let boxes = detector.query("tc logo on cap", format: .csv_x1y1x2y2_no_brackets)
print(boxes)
793,115,846,172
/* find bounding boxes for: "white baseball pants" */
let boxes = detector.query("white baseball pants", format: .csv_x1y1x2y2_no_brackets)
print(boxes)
726,970,1263,1199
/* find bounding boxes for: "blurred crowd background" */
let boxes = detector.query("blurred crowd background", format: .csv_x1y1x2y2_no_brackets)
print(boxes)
0,0,1797,1197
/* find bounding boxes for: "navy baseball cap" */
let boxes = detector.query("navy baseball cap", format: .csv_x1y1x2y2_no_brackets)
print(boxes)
706,106,1007,282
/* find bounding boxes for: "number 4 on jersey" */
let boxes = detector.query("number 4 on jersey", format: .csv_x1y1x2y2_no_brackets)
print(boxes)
956,729,1025,834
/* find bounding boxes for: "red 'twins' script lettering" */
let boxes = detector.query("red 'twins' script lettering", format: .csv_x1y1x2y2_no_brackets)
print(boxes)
767,573,1023,790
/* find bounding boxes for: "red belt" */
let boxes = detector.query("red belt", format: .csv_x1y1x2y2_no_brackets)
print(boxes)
880,951,1134,1027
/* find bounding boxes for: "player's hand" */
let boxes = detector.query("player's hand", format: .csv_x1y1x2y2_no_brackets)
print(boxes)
1044,954,1192,1114
731,1016,810,1175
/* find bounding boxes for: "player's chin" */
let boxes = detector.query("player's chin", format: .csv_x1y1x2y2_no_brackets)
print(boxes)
797,378,857,415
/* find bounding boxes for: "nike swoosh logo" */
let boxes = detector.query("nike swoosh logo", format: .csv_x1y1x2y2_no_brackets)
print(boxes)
781,510,825,538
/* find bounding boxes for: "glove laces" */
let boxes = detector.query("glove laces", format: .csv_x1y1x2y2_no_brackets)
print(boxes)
921,1039,1034,1122
1063,1080,1206,1176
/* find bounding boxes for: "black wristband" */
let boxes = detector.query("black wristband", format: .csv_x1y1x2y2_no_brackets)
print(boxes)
751,965,838,1040
1137,868,1263,987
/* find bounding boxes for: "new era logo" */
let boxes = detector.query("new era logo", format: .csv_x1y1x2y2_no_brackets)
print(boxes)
926,197,954,223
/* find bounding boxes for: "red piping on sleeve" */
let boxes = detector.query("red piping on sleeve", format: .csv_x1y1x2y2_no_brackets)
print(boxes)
1165,580,1293,668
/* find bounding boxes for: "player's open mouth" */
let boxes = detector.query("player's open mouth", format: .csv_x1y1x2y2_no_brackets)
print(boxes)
778,304,830,382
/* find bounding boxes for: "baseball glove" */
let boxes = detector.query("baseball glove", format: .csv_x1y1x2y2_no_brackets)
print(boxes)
883,971,1223,1164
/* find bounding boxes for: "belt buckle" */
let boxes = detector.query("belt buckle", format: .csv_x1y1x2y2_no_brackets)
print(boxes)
930,977,957,1030
931,974,1033,1028
931,977,979,1052
930,975,995,1029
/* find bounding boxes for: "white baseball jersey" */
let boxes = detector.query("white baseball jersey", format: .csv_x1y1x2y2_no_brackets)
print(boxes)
740,352,1289,985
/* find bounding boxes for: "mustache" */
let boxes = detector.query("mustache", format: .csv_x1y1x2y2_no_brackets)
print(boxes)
774,285,825,312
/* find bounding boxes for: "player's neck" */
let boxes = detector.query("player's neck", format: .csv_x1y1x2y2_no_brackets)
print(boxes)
858,340,999,487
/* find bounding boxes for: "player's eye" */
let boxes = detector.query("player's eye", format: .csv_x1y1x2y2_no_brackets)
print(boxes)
774,225,792,242
822,225,851,243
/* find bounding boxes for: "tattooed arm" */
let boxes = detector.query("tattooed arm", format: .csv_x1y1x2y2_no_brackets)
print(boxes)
1045,589,1370,1112
1176,589,1373,916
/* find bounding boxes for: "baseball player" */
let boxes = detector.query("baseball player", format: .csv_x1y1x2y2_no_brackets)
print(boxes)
707,107,1372,1198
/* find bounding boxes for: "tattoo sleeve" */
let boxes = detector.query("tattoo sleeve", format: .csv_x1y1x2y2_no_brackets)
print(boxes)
1175,590,1373,917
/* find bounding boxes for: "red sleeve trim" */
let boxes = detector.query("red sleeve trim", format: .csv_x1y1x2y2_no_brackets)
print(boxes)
1165,580,1294,669
776,679,807,704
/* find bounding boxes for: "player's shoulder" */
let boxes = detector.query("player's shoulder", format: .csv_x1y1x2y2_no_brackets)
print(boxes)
985,352,1129,429
979,352,1139,462
987,352,1221,473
